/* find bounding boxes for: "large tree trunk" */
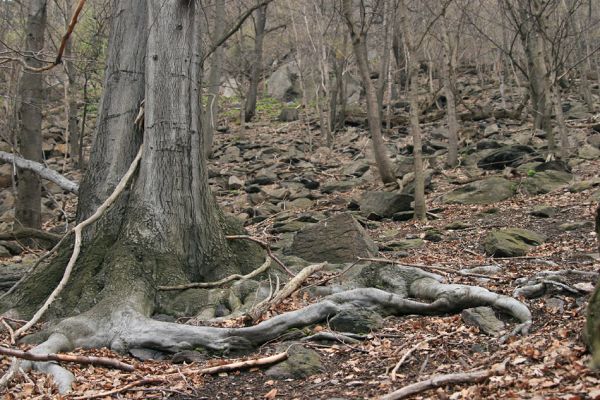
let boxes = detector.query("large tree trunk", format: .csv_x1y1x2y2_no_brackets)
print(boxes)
3,0,261,322
342,0,395,184
15,0,47,230
244,4,267,122
441,23,459,168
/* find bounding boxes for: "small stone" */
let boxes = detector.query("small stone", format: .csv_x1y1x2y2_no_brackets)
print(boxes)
424,229,443,242
228,175,244,190
266,345,323,379
559,221,594,231
0,245,10,257
530,205,556,218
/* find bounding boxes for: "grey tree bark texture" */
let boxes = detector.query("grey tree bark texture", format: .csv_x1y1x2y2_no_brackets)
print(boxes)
0,1,533,393
15,0,47,230
342,0,396,184
244,4,267,122
203,0,225,159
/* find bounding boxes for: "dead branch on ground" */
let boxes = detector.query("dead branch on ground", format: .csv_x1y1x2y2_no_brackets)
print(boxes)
0,346,134,371
226,234,295,276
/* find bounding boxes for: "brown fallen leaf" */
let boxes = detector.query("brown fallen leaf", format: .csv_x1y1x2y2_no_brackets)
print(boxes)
264,388,278,399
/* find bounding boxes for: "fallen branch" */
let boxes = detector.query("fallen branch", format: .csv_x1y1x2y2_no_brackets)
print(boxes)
73,351,288,400
0,346,134,371
197,351,288,374
0,151,79,194
380,369,492,400
248,262,326,321
14,146,143,339
158,256,271,291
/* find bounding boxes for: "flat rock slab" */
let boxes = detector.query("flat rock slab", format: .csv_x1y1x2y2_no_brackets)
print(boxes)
522,170,572,195
443,177,515,204
484,228,545,257
288,213,378,263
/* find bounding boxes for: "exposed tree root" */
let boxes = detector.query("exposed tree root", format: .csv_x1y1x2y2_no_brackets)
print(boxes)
17,270,531,393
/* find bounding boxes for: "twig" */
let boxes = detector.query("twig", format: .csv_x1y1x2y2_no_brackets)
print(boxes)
0,319,16,345
248,262,326,321
380,369,492,400
158,256,271,290
390,334,445,381
0,346,134,371
226,235,294,276
301,331,363,345
0,358,20,388
14,145,143,339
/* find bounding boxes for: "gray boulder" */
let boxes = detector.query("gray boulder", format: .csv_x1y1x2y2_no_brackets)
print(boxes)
288,213,378,263
359,191,413,219
443,177,515,204
329,309,383,333
484,228,545,257
278,107,299,122
477,145,538,170
267,62,302,101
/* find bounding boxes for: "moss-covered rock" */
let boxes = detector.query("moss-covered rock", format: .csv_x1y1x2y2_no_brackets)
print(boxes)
328,308,383,333
484,228,545,257
522,170,572,195
265,345,323,378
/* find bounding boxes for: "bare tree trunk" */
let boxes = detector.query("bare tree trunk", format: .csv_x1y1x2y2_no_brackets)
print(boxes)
244,4,267,122
520,0,554,152
441,24,459,168
400,2,426,221
64,38,80,167
342,0,395,184
376,0,392,120
15,0,47,230
203,0,225,158
551,81,569,160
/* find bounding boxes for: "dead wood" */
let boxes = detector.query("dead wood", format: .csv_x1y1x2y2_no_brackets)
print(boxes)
72,351,288,400
0,151,79,194
380,369,492,400
0,346,134,371
248,262,326,321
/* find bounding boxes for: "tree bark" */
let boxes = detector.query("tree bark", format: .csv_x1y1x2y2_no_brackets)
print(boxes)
441,22,459,168
15,0,47,230
203,0,225,158
400,2,426,221
342,0,395,184
244,4,267,122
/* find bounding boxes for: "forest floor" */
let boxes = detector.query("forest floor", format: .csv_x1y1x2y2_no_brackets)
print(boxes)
1,94,600,399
